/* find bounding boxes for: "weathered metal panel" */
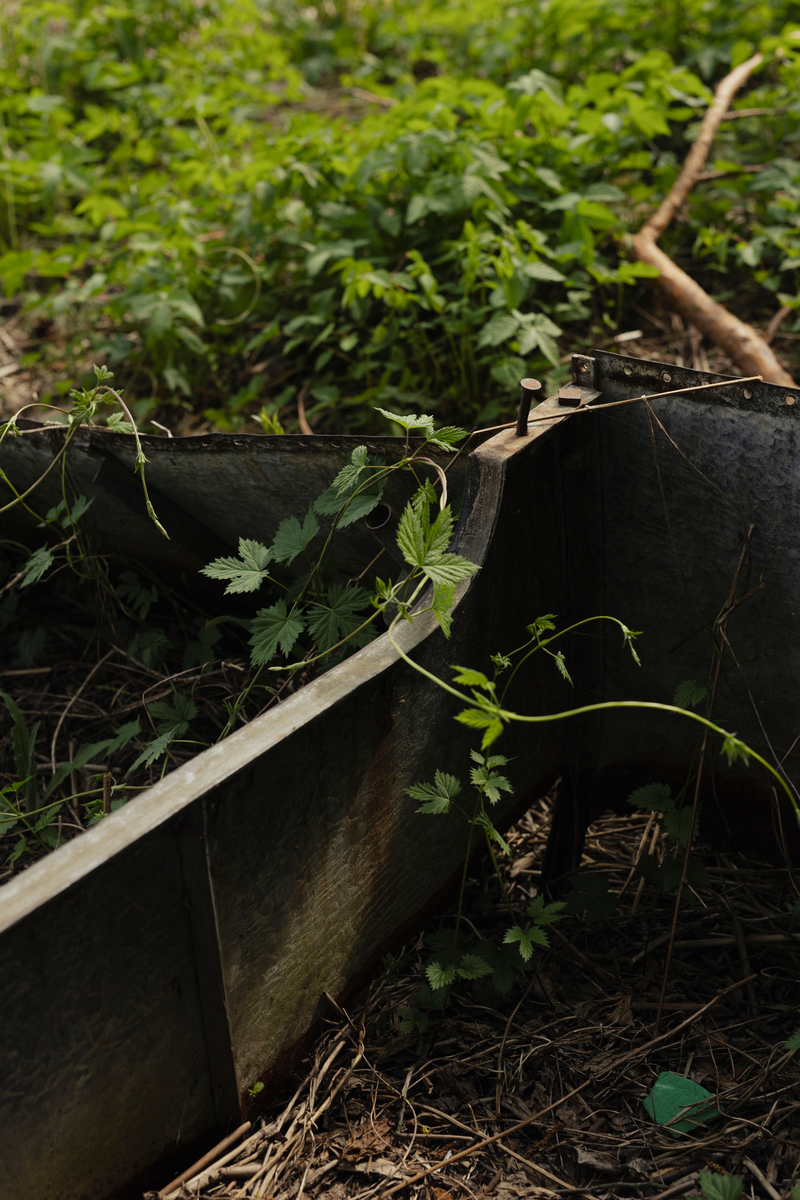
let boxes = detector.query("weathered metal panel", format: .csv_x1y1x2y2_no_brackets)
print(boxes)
0,428,472,587
562,351,800,849
0,398,577,1200
0,825,216,1199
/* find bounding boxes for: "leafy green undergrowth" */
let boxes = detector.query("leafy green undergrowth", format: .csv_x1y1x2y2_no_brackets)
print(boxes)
1,0,800,433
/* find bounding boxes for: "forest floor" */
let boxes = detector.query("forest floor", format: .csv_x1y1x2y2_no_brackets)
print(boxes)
150,797,800,1200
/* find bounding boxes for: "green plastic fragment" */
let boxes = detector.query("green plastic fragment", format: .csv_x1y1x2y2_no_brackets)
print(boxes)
643,1071,721,1137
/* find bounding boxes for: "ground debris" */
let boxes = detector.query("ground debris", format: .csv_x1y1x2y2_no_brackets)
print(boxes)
155,798,800,1200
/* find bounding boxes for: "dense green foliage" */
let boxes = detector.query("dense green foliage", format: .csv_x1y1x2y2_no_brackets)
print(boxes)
2,0,800,430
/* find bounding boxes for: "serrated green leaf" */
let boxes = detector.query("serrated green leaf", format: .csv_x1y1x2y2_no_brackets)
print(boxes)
721,735,750,767
473,809,511,854
673,679,708,710
529,614,557,634
455,707,497,729
19,546,55,589
431,582,457,637
470,763,512,804
426,961,457,990
427,506,455,560
271,508,320,565
396,500,427,566
698,1172,744,1200
456,952,494,980
330,444,369,495
306,584,370,653
628,782,673,812
452,666,490,688
784,1028,800,1051
201,538,273,594
314,475,385,527
555,651,573,685
148,693,197,735
525,895,566,924
407,770,462,814
663,806,695,846
426,425,468,449
249,600,305,664
398,1007,430,1034
504,925,537,962
375,407,435,435
423,553,478,588
477,311,519,348
128,728,177,772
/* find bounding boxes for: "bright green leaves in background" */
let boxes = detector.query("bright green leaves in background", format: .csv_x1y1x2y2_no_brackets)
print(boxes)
3,0,800,431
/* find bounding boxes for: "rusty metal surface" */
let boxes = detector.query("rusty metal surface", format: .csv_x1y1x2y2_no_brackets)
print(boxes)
0,402,576,1200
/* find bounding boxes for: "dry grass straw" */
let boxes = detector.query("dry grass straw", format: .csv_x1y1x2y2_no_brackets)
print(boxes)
165,797,800,1200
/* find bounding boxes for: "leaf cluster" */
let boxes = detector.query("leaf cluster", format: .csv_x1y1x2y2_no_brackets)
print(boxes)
3,0,800,429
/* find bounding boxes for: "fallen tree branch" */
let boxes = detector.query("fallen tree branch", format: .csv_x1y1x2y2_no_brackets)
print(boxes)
632,52,796,387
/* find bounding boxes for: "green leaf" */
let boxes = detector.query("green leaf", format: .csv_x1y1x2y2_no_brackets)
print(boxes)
398,1007,430,1034
105,716,142,756
784,1028,800,1051
523,260,566,283
456,708,505,748
1,690,38,809
250,600,305,664
529,614,557,635
330,444,369,495
431,582,457,637
314,478,385,527
673,679,708,710
148,693,197,735
525,895,566,925
271,508,320,565
472,808,511,854
425,425,468,450
663,806,695,847
452,666,490,689
375,407,435,436
201,538,274,594
508,69,564,105
504,924,543,962
628,782,673,812
306,584,370,653
721,735,750,767
426,961,457,990
515,312,563,366
19,546,55,589
476,311,519,348
128,728,178,772
456,952,494,980
411,479,438,518
698,1172,743,1200
423,553,478,588
554,651,573,685
396,500,427,567
407,770,462,814
427,506,455,560
469,762,513,804
7,837,26,864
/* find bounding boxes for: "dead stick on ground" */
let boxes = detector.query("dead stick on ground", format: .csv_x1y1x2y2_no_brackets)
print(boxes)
158,1121,251,1197
372,976,755,1200
632,52,795,387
